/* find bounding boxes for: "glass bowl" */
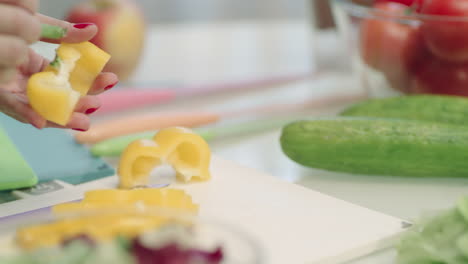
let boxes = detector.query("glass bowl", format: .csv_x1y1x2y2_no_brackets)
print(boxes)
0,206,264,264
331,0,468,98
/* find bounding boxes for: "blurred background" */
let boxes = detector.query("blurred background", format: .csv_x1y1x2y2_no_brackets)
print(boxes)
41,0,306,23
40,0,309,23
36,0,343,86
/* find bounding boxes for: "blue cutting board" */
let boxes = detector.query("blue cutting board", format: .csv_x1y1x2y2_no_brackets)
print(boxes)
0,114,115,185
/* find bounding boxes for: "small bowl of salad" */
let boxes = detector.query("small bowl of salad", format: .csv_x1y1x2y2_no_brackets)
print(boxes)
332,0,468,97
0,206,264,264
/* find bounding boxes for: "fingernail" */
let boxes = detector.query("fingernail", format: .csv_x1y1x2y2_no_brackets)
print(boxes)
73,128,87,132
73,23,94,29
85,108,99,115
104,81,118,90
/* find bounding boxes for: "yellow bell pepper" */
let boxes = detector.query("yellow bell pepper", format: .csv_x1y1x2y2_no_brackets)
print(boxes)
118,127,212,189
16,188,198,250
52,188,199,214
27,42,110,126
16,213,170,250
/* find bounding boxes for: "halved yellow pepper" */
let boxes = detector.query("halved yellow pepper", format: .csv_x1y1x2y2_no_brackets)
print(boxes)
118,139,166,188
118,127,211,189
155,127,211,181
27,42,110,126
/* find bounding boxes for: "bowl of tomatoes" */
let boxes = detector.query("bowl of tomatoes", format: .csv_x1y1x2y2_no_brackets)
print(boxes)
332,0,468,97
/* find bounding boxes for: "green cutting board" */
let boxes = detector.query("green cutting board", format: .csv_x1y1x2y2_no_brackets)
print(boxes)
0,125,37,190
0,114,114,188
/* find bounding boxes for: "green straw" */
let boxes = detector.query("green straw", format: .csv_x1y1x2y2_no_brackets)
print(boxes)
40,24,67,39
90,130,215,157
90,115,310,157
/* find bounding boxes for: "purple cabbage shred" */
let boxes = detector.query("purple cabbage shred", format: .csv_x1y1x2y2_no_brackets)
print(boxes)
131,238,224,264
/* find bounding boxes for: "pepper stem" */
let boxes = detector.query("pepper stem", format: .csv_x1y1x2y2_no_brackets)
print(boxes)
49,56,62,69
40,24,67,39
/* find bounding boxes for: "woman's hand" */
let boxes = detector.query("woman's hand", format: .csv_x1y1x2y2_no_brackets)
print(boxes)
0,0,118,131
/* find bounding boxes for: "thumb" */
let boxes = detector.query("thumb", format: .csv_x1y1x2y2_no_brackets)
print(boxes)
36,14,98,44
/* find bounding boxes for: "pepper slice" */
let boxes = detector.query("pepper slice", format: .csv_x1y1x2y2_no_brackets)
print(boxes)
118,127,211,189
16,213,170,250
27,42,110,126
52,188,199,214
16,188,198,249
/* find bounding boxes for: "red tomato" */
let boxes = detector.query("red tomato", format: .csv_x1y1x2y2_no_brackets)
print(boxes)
360,2,425,92
420,0,468,62
410,56,468,96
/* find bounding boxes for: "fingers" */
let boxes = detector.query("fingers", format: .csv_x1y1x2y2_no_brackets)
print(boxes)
0,0,37,14
0,86,93,131
20,103,46,129
0,90,46,129
37,14,98,44
46,113,90,131
88,72,119,95
44,95,100,130
74,95,101,114
0,4,41,43
42,74,117,130
0,2,41,83
10,94,47,129
66,113,90,131
18,48,48,76
0,36,29,68
0,66,16,83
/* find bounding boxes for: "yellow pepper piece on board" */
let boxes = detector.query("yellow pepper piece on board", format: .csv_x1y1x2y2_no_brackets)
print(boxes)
16,213,170,250
155,127,211,182
27,42,110,126
118,127,211,189
118,139,166,189
52,188,199,214
16,188,198,250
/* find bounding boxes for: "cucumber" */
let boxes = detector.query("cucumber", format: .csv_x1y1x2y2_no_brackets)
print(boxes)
340,95,468,126
280,118,468,177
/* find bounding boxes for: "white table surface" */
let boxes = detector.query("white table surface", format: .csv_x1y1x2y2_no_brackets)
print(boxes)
34,20,468,263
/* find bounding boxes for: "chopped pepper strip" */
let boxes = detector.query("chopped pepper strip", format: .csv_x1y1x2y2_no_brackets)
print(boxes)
16,188,197,250
118,127,212,189
27,42,110,125
16,213,171,250
52,188,199,214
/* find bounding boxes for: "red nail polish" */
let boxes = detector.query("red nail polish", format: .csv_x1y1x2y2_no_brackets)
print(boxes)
85,108,98,115
73,128,87,132
73,23,94,29
105,81,118,90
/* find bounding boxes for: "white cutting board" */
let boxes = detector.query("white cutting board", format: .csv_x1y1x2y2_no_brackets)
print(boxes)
175,157,408,264
0,156,408,263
